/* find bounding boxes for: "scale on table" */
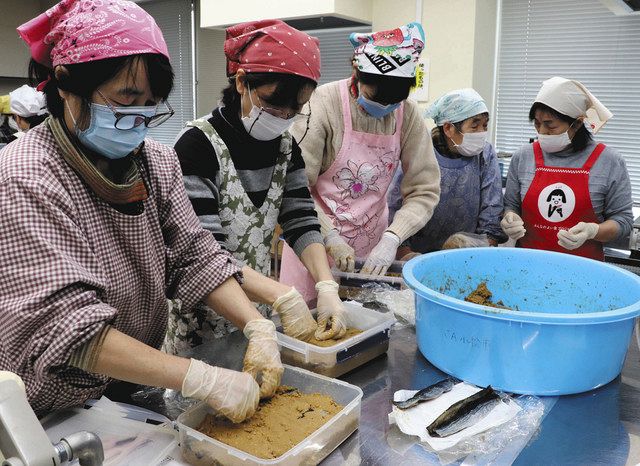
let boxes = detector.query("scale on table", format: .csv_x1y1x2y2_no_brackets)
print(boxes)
0,372,104,466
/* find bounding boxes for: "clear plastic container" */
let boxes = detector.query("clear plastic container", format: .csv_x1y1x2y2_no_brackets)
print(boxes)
176,365,363,466
277,302,396,377
41,406,178,466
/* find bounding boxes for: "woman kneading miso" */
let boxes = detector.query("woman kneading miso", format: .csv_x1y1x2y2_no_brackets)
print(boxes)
0,0,281,421
389,88,506,255
173,20,348,345
279,23,440,301
502,77,633,260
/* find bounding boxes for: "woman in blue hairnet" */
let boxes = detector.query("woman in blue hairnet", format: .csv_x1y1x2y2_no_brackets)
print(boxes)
389,88,506,257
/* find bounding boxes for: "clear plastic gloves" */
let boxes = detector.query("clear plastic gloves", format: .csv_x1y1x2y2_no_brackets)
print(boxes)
243,319,284,399
314,280,348,341
325,229,355,272
557,222,599,250
500,211,526,241
272,287,317,342
361,231,400,276
181,359,259,423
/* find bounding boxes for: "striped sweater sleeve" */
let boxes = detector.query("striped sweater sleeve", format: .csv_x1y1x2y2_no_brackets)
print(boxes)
174,127,227,246
278,140,323,257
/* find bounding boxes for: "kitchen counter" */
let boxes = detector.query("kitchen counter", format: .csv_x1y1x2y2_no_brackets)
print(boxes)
132,324,640,465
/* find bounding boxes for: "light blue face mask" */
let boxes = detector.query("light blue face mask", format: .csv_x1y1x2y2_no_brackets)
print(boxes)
357,85,400,119
69,102,156,159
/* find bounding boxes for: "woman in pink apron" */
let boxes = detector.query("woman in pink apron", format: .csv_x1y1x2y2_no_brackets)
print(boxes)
280,23,441,302
501,77,633,260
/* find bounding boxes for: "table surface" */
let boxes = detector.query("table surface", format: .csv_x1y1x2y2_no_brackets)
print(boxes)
325,325,640,465
133,324,640,466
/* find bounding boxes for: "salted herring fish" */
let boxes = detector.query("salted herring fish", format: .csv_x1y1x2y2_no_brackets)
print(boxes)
392,378,457,410
426,385,501,438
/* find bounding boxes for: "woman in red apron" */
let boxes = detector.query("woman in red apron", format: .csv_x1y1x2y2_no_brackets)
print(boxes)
279,23,441,302
502,77,634,261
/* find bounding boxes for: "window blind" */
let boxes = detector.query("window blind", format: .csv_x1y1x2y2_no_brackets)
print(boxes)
305,26,371,85
141,0,194,145
495,0,640,202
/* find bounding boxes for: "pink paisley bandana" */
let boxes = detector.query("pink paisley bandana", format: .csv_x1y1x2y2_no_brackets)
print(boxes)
17,0,169,69
224,19,321,82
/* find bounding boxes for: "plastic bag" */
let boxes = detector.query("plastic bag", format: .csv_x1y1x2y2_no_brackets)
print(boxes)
421,395,548,465
348,282,416,327
442,232,491,250
130,386,198,421
371,287,415,327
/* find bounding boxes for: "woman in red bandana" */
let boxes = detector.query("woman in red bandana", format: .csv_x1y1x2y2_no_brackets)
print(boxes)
172,20,348,353
0,0,281,421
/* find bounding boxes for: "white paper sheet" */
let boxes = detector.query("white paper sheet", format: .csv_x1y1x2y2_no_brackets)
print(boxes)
388,383,521,451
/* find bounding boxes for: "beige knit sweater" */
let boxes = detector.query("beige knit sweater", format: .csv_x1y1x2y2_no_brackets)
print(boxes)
291,79,441,242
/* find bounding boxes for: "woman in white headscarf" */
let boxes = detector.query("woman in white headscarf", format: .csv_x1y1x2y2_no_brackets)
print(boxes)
502,77,633,260
9,84,48,134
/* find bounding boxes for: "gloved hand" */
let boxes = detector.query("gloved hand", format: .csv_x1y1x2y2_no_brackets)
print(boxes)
272,287,316,342
325,229,355,272
314,280,348,341
557,222,599,250
181,359,259,423
361,231,400,276
501,211,526,241
243,319,283,399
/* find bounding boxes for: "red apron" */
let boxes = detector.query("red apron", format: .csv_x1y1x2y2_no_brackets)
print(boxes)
519,141,604,261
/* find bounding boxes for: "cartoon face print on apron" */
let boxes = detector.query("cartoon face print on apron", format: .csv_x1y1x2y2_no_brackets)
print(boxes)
519,141,605,261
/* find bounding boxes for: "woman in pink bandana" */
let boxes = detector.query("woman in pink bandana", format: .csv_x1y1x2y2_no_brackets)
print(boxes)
0,0,281,422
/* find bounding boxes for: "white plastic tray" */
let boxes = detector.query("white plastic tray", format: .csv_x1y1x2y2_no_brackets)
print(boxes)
41,406,178,466
176,365,363,466
277,301,396,377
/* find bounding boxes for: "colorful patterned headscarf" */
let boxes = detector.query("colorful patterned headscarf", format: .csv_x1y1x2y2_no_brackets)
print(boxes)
17,0,169,69
350,22,425,78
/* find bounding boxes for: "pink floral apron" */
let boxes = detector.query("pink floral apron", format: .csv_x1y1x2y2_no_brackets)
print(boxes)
279,78,404,303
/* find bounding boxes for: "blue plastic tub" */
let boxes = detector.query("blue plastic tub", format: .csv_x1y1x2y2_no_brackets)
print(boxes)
402,248,640,395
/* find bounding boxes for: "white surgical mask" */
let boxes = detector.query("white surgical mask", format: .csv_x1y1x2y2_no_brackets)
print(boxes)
8,117,19,132
241,85,295,141
537,131,571,154
454,131,487,157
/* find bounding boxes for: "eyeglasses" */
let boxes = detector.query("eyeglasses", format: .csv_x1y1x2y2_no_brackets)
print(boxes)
253,91,309,121
97,90,174,130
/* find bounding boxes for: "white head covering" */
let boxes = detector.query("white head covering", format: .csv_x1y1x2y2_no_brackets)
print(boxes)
425,88,488,126
9,85,47,118
534,77,612,134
